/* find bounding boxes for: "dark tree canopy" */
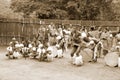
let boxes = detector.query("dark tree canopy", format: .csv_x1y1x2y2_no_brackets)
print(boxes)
10,0,115,20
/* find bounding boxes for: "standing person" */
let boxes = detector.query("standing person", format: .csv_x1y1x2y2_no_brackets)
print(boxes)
115,32,120,45
100,27,111,50
80,26,88,39
56,25,63,44
63,26,72,52
43,27,49,47
70,30,82,57
37,27,45,44
107,33,113,50
88,26,101,40
49,25,57,46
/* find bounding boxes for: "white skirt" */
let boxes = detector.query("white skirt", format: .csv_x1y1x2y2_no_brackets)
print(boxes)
74,55,83,66
47,54,53,62
13,51,21,57
57,49,63,58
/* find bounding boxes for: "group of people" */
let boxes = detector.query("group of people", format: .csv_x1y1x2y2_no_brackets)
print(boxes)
6,23,120,66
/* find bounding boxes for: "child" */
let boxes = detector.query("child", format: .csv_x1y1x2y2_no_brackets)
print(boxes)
46,45,53,61
56,44,63,58
46,50,53,62
38,46,46,61
72,54,83,66
37,44,43,59
13,49,21,59
22,47,29,59
31,46,38,58
6,45,13,59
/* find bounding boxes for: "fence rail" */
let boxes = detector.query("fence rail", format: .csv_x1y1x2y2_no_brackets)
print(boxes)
0,18,120,45
1,18,120,26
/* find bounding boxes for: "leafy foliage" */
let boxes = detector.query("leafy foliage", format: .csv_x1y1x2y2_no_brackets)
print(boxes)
10,0,115,20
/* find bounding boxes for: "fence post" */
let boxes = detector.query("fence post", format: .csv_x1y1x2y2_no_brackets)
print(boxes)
5,21,7,45
1,33,3,46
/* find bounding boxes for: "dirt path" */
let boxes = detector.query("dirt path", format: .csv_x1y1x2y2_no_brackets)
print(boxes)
0,46,120,80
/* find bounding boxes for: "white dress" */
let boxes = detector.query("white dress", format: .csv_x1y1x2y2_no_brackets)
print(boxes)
13,51,20,57
74,55,83,66
47,54,53,62
7,46,13,52
57,49,63,58
37,48,42,58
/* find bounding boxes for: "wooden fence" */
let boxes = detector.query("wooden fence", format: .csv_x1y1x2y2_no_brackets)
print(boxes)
0,18,120,45
1,18,120,26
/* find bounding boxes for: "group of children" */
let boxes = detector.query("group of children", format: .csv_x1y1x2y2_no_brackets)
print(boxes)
6,37,64,62
6,23,120,66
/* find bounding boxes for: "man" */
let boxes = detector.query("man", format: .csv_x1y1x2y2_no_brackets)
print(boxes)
88,26,101,39
70,30,82,57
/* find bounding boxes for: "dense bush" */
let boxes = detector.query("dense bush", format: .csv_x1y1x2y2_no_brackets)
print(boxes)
10,0,115,20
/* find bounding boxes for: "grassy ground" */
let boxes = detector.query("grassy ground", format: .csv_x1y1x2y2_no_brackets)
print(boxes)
0,46,120,80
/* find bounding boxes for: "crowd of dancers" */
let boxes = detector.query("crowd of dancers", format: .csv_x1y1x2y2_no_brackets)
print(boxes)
6,23,120,66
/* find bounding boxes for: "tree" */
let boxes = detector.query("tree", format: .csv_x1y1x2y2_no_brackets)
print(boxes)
10,0,115,20
65,0,115,20
111,0,120,20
